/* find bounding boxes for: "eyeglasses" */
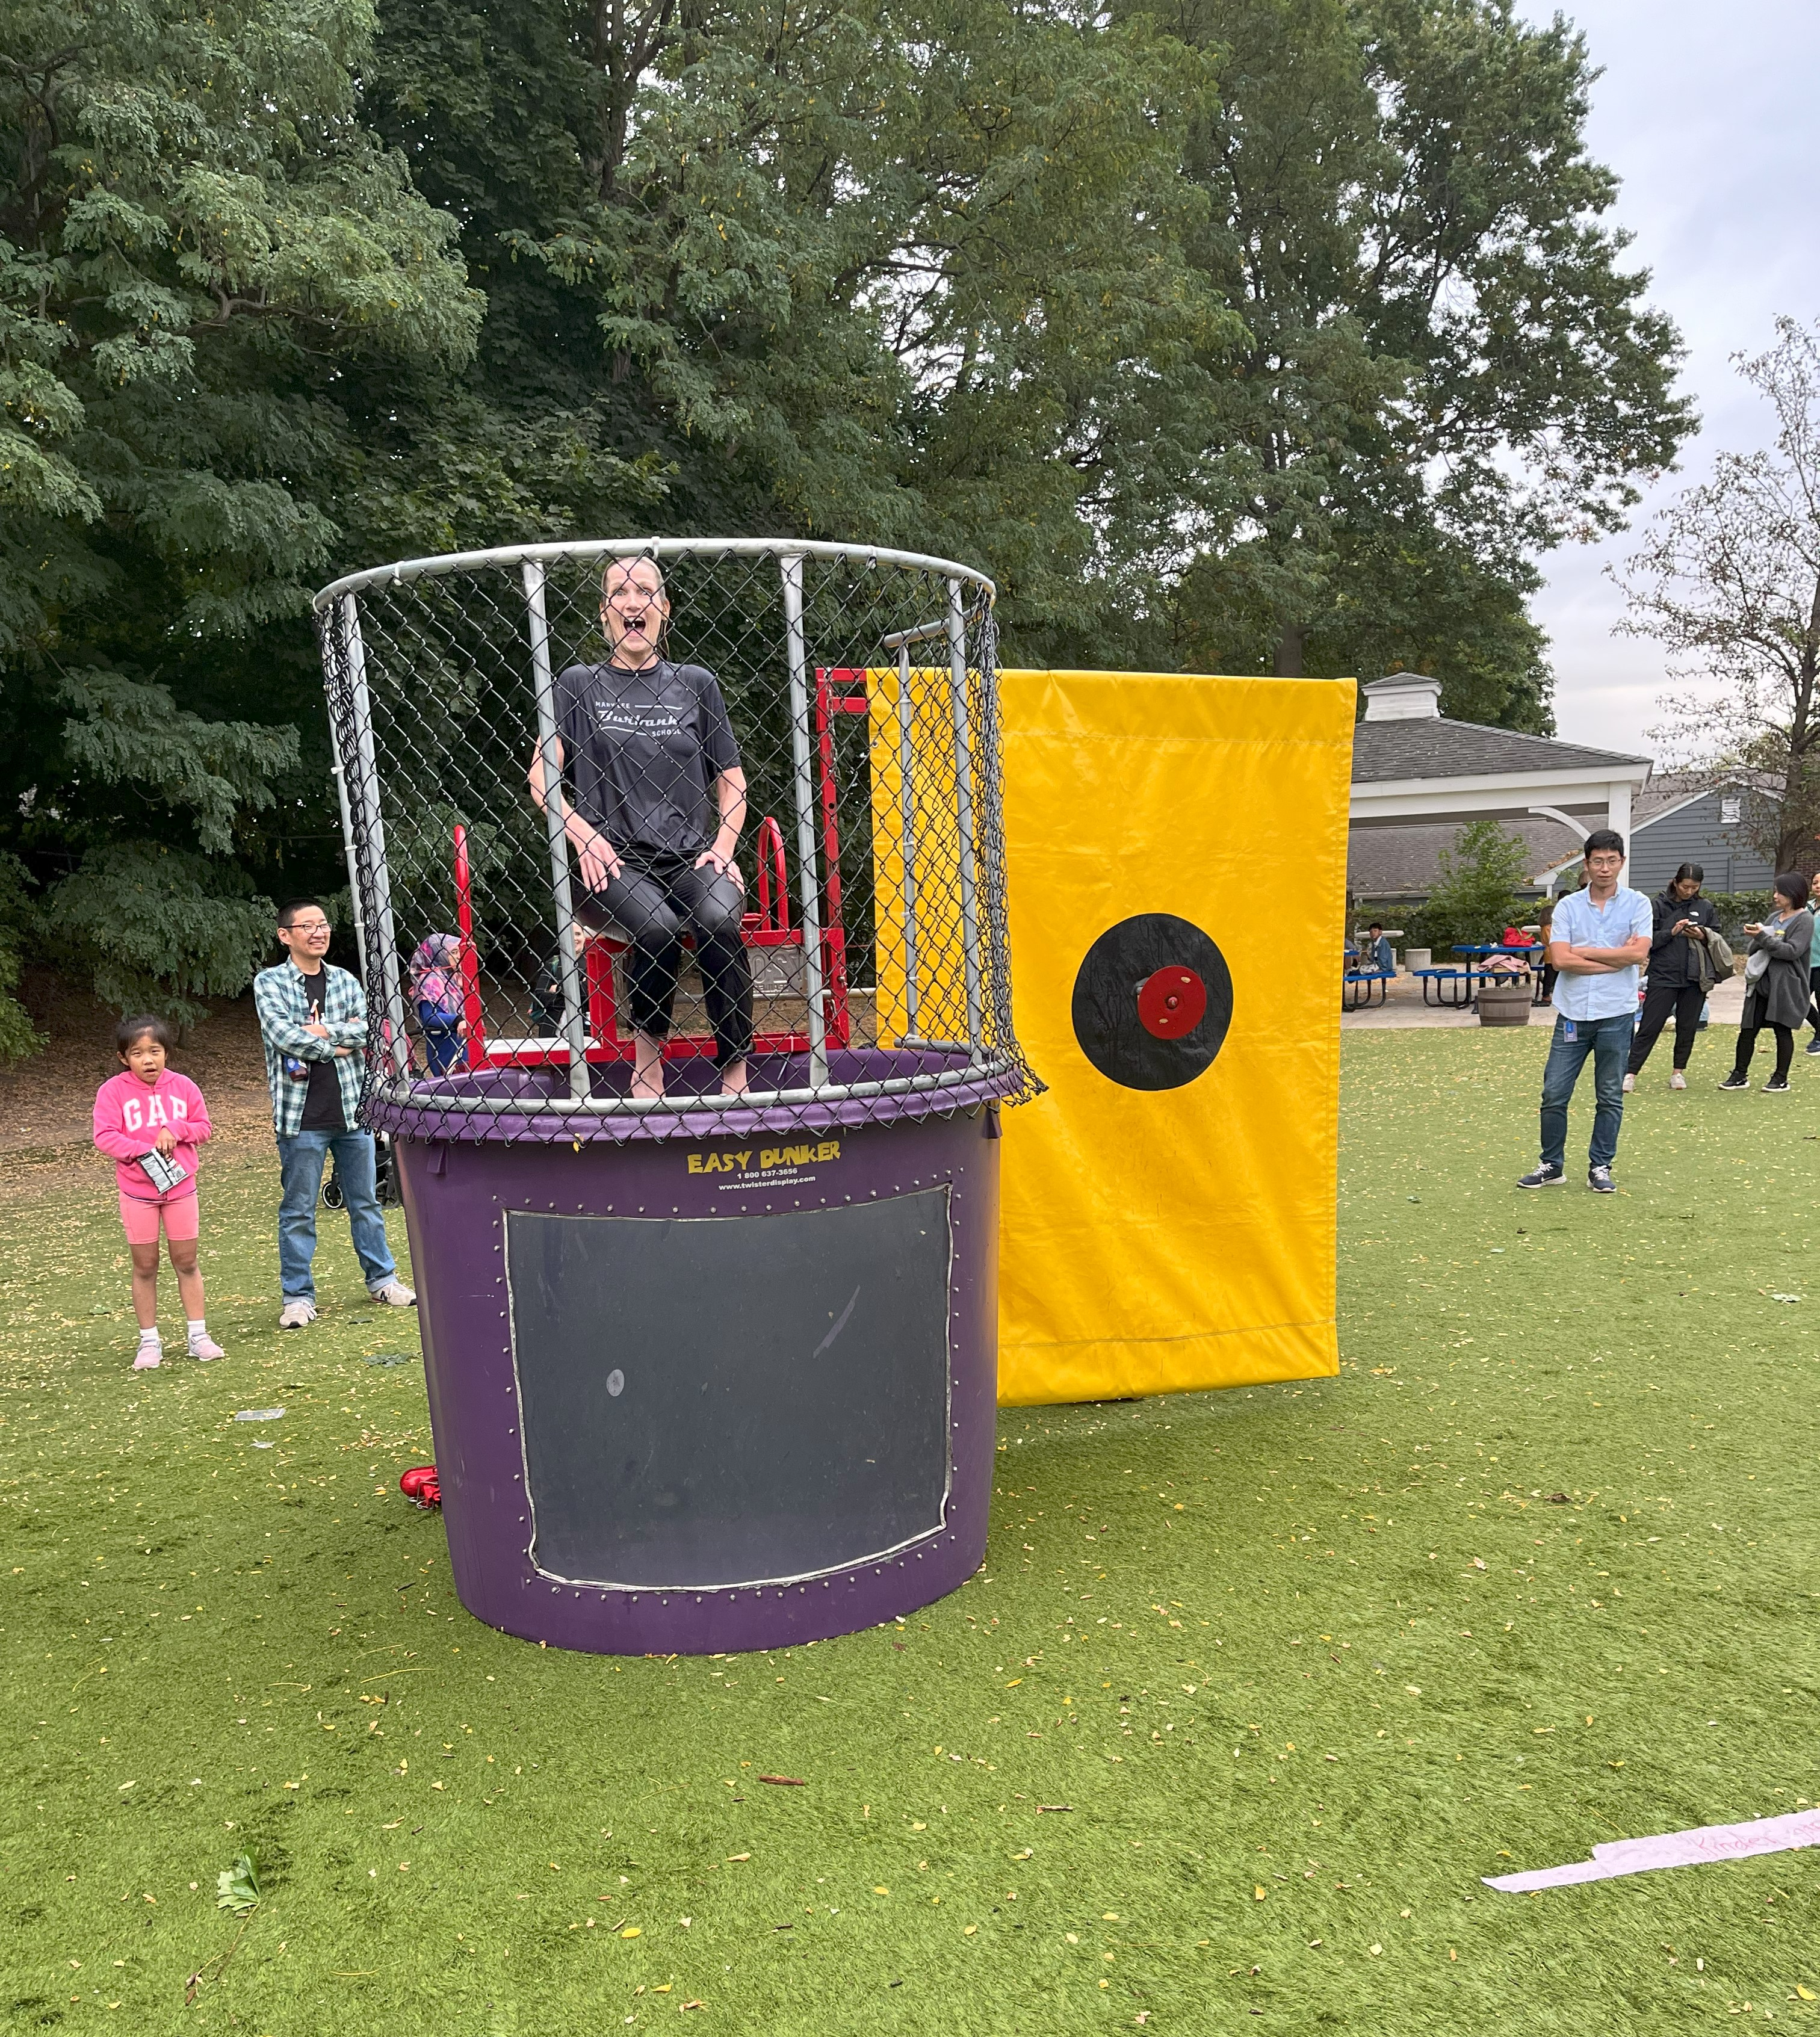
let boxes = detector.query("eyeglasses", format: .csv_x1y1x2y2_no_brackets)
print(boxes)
286,920,332,935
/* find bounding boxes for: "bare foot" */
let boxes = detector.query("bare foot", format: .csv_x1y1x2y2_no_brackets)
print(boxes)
717,1059,750,1099
630,1031,665,1099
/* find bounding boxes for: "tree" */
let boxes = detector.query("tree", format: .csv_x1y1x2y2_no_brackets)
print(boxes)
0,0,482,1024
1124,0,1693,728
362,0,1230,637
1418,817,1530,949
1620,317,1820,877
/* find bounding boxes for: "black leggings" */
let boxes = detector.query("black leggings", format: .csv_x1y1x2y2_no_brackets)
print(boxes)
1808,965,1820,1032
1731,996,1794,1083
1628,980,1703,1074
583,855,754,1064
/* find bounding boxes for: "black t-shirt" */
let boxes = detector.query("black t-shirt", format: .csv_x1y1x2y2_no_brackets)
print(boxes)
298,970,346,1133
553,657,740,862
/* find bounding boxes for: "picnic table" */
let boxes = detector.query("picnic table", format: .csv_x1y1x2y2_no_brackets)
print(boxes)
1342,968,1394,1010
1453,943,1548,1006
1413,966,1473,1008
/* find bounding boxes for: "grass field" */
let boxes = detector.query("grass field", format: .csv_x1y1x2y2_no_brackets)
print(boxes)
4,1028,1818,2035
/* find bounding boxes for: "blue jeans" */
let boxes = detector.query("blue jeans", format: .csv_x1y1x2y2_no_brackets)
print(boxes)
1538,1012,1632,1171
277,1131,397,1300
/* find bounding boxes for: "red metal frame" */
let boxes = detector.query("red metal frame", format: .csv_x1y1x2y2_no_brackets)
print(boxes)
452,823,486,1069
451,686,868,1066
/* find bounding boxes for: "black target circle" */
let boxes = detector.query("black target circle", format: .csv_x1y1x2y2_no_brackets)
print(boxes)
1070,913,1233,1091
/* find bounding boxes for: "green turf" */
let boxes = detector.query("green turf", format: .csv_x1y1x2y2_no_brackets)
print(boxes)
4,1031,1818,2033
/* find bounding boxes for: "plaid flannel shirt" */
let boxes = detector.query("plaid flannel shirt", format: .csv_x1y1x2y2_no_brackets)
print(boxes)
253,960,370,1138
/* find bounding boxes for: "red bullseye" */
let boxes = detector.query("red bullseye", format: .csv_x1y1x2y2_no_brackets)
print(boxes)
1136,966,1207,1040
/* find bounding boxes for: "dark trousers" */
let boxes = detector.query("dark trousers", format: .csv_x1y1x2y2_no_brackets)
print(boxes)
1807,965,1820,1032
1627,979,1703,1074
1732,995,1794,1083
584,855,754,1064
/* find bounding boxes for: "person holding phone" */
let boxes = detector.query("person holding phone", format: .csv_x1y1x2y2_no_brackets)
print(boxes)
93,1015,224,1367
1719,874,1814,1093
1625,862,1721,1092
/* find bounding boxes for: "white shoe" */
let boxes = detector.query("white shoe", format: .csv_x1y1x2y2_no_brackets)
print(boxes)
1621,1072,1636,1092
188,1334,226,1361
368,1280,416,1308
278,1297,317,1329
1668,1070,1686,1090
133,1341,162,1371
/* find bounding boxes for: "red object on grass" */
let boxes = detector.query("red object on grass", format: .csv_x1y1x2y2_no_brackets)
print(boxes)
1136,966,1207,1040
399,1465,441,1508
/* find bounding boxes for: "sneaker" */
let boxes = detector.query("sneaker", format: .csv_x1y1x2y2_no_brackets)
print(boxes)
1763,1075,1791,1093
368,1280,417,1308
1517,1163,1566,1189
1588,1165,1616,1194
1807,1036,1820,1055
133,1342,162,1371
188,1334,226,1361
1668,1069,1686,1090
1717,1073,1749,1090
1621,1072,1636,1093
278,1297,317,1329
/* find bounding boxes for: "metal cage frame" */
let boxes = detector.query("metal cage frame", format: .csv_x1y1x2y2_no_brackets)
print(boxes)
311,536,1033,1136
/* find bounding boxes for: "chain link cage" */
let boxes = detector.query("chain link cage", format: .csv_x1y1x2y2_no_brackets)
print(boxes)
311,539,1039,1143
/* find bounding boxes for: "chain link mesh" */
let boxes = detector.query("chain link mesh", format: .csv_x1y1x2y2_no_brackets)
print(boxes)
312,540,1038,1142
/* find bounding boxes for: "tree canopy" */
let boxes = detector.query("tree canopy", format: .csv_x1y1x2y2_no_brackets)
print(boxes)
1621,318,1820,877
0,0,1691,1034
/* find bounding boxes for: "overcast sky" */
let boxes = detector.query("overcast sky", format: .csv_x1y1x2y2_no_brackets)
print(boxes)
1511,0,1820,755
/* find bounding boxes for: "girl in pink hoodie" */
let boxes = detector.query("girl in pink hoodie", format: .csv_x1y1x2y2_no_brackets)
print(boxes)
92,1015,224,1368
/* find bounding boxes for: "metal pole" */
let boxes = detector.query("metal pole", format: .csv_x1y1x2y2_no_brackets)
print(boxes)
781,555,829,1088
896,641,920,1039
522,560,590,1101
946,580,983,1057
339,595,410,1081
329,756,366,968
315,536,996,616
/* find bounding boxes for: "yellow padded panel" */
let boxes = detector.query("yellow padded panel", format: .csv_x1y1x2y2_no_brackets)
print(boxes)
995,670,1355,1406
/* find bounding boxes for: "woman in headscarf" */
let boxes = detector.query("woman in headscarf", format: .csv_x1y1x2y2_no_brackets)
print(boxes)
409,932,468,1075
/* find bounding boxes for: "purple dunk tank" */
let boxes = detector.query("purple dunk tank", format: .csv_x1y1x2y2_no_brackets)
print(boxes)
382,1051,1009,1654
316,536,1038,1654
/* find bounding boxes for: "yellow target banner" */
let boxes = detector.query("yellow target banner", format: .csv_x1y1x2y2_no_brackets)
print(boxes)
994,670,1355,1406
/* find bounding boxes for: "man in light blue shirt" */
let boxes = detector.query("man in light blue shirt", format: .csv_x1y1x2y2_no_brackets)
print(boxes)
1517,830,1652,1194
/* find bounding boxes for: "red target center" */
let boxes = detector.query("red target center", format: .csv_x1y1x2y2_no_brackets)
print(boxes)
1136,966,1207,1039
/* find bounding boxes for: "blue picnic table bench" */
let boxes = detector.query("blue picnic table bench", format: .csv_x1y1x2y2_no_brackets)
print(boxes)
1343,968,1394,1010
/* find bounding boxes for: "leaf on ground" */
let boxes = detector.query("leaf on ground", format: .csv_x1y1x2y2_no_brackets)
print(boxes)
216,1853,259,1915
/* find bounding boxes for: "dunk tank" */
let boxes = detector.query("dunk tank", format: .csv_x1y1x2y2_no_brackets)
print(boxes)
312,540,1036,1653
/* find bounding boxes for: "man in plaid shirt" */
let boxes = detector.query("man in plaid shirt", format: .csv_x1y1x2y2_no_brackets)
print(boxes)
253,899,415,1329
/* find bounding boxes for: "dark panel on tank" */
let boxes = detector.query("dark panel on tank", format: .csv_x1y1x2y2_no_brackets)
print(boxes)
506,1192,952,1588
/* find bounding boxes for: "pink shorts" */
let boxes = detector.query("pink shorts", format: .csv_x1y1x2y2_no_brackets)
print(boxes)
119,1190,200,1247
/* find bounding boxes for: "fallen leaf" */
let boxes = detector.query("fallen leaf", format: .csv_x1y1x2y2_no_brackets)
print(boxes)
757,1775,806,1787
